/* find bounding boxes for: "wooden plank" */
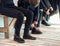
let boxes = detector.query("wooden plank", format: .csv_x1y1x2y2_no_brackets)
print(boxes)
4,16,8,27
4,16,9,38
0,28,4,32
0,14,26,38
9,18,16,30
9,17,26,30
0,28,7,32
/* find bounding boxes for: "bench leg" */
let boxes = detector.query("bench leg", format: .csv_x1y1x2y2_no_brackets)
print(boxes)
5,32,9,38
4,16,9,38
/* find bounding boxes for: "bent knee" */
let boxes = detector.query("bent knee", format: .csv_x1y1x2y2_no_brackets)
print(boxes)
17,12,24,20
28,11,34,18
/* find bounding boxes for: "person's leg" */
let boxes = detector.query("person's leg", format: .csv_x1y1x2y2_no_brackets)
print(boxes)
15,7,36,40
31,10,43,34
36,11,42,27
58,0,60,15
59,3,60,15
59,6,60,15
41,12,50,26
1,8,25,43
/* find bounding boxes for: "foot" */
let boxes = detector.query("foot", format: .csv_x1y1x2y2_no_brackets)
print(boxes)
23,35,36,40
33,21,38,25
31,27,42,34
42,20,50,26
14,36,25,43
32,31,42,34
30,21,38,30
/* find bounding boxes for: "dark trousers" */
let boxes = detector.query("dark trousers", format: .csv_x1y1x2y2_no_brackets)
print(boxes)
58,0,60,15
30,6,42,27
59,7,60,15
57,0,60,17
44,0,57,21
33,7,42,27
29,6,42,27
0,6,34,36
36,11,43,27
18,1,41,28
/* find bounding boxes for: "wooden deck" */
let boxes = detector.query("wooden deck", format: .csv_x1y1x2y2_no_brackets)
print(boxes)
0,0,60,46
0,25,60,46
0,38,60,46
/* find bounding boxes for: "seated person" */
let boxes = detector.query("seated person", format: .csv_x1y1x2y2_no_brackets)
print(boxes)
40,0,53,26
18,0,43,34
0,0,36,43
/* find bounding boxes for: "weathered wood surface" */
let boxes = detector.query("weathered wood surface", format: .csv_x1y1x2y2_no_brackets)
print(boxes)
0,25,60,46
